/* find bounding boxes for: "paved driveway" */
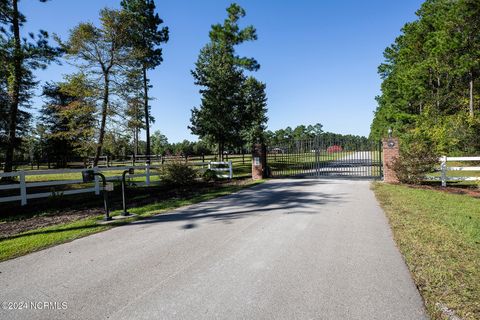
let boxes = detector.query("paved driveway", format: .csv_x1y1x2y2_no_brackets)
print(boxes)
0,179,427,320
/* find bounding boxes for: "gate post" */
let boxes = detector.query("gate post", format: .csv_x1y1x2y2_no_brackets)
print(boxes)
252,143,267,180
382,137,400,183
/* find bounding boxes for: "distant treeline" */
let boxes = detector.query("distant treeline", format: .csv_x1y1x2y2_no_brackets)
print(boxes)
265,123,372,150
9,130,216,168
9,123,374,168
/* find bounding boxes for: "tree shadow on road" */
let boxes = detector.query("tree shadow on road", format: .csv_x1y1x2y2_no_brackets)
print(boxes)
128,179,347,230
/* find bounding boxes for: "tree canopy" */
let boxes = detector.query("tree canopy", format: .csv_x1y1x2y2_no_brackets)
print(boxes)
61,8,133,166
370,0,480,155
120,0,169,162
0,0,59,173
190,3,267,159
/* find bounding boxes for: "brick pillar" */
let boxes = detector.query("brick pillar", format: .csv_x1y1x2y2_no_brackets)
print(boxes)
382,137,400,183
252,143,266,180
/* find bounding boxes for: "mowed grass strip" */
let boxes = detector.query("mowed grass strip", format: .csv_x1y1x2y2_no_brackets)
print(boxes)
0,180,264,262
372,182,480,320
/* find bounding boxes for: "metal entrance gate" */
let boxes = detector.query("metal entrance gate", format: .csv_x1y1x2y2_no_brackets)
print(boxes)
267,137,382,178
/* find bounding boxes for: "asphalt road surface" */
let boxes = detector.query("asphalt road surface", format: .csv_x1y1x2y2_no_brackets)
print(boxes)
0,179,427,320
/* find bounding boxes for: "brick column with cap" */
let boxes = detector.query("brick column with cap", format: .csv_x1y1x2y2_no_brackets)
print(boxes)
382,137,400,183
252,143,266,180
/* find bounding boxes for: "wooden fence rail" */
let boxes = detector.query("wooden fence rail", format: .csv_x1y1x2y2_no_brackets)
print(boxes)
426,156,480,187
0,161,232,206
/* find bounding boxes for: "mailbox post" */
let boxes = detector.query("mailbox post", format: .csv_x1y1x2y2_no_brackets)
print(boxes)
121,168,135,216
82,170,111,221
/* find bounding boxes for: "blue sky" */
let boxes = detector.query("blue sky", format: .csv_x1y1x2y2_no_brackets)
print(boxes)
21,0,423,142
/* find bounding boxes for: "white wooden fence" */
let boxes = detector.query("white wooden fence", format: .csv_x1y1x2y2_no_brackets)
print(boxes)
129,154,164,165
207,161,233,179
87,156,109,167
426,156,480,187
0,161,232,206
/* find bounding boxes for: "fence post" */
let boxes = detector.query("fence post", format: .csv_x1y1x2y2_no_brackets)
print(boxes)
94,166,100,195
440,156,447,187
146,162,150,186
228,160,233,179
19,171,27,206
382,137,400,183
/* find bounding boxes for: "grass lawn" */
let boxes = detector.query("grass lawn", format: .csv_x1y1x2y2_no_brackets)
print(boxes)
0,179,264,262
233,162,252,178
372,182,480,320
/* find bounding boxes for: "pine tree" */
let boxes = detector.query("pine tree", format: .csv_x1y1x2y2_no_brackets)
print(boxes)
0,35,9,155
0,0,59,173
38,74,97,165
241,77,268,145
39,83,76,168
118,68,146,156
190,43,246,159
190,3,265,159
120,0,169,163
151,130,168,155
60,9,132,167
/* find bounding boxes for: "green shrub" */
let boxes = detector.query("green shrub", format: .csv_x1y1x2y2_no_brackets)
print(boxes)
202,169,218,182
414,109,480,155
162,161,197,186
391,139,438,185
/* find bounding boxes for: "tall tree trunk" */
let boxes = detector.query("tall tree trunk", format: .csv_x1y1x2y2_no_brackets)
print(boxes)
135,103,139,156
131,126,135,158
219,141,225,161
3,0,21,174
93,73,110,167
135,128,139,156
142,65,150,163
436,76,441,110
469,72,474,117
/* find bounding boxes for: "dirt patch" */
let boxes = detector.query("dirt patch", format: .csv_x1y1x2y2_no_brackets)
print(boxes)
0,209,102,239
408,184,480,198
